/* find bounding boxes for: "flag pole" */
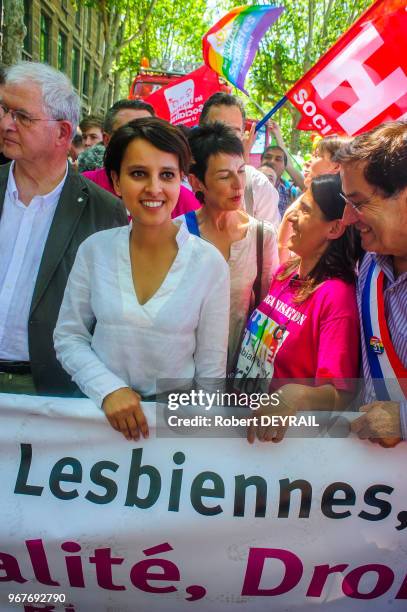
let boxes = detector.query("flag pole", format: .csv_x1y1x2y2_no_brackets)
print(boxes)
255,95,287,132
244,94,265,115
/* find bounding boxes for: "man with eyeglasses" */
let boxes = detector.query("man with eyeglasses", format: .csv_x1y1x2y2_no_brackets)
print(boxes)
336,121,407,448
0,62,127,397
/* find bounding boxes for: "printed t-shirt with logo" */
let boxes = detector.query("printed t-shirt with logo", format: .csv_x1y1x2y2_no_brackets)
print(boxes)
235,269,360,392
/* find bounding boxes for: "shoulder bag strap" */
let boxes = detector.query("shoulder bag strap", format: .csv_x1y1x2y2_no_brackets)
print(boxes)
252,220,264,309
244,168,254,216
184,211,200,237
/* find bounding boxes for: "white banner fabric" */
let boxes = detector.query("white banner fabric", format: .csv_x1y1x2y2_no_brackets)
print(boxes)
0,393,406,612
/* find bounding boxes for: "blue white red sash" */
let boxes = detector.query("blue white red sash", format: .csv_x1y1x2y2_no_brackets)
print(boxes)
362,261,407,401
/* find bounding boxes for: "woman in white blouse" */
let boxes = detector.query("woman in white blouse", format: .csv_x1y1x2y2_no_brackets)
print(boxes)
54,118,230,441
178,123,278,372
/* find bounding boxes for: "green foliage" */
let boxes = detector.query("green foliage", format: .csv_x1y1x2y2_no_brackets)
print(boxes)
118,0,209,97
75,0,159,110
78,0,373,152
219,0,372,152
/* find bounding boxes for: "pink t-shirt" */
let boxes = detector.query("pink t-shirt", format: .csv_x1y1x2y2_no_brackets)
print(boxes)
235,269,360,391
82,168,200,219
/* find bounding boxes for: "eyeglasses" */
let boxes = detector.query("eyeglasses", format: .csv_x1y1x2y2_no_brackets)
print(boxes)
339,189,377,213
0,103,62,128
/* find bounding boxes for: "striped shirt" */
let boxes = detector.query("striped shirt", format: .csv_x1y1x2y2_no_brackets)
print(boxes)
357,253,407,438
276,179,299,218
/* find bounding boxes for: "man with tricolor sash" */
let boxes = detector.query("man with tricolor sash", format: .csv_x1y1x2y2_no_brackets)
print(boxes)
338,122,407,447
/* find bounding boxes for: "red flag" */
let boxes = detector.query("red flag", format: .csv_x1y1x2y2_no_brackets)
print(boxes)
287,0,407,136
295,115,315,132
145,66,226,128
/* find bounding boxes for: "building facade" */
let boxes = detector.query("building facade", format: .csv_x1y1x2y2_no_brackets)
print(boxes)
19,0,113,114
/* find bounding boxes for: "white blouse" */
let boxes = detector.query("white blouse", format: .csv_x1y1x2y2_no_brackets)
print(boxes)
54,222,230,407
227,216,278,366
178,214,278,370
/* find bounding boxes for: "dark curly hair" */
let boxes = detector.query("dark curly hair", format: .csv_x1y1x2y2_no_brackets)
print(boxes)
334,121,407,197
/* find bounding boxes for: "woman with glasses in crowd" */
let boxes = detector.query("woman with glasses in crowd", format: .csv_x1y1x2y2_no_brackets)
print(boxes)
54,118,230,441
234,173,360,442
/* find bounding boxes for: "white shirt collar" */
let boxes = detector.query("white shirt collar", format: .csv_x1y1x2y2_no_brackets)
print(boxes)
127,218,191,249
6,161,69,208
373,252,407,285
173,218,190,248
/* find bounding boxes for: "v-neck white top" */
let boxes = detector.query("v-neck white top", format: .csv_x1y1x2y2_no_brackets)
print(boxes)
54,222,230,407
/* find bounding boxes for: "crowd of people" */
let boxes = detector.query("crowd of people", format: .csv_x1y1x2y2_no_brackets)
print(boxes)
0,61,405,448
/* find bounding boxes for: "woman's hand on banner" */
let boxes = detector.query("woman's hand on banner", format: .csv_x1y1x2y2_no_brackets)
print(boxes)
102,387,149,441
247,386,297,444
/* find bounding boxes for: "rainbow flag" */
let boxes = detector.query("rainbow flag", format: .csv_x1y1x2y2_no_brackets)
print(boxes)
202,5,284,92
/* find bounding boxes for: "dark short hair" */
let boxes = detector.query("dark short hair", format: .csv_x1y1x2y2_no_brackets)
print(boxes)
262,145,287,167
199,92,246,125
79,115,103,132
104,117,191,185
72,133,83,147
311,172,345,221
334,121,407,197
176,124,192,139
104,99,155,134
188,122,244,183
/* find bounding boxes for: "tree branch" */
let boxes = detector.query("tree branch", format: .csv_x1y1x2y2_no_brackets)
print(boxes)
322,0,336,39
100,0,109,41
304,0,316,71
119,0,158,50
347,0,360,27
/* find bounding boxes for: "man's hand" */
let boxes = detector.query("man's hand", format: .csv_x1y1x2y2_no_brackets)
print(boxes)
351,401,402,447
242,122,256,162
267,120,283,145
102,387,149,441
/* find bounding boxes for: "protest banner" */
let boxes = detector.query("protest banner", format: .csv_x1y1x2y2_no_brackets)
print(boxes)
0,393,406,611
145,66,224,128
202,5,284,93
286,0,407,136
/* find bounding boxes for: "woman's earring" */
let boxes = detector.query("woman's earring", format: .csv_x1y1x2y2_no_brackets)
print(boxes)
195,190,205,204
